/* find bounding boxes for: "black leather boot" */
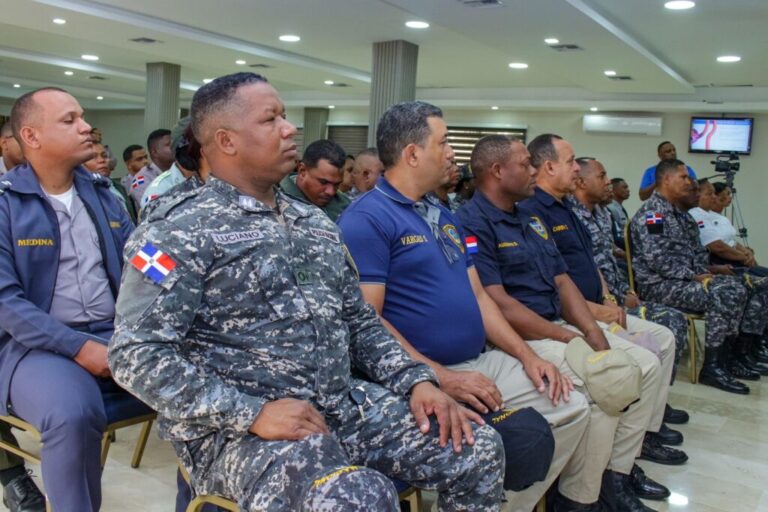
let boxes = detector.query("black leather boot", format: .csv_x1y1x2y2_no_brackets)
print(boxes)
699,344,750,394
629,464,670,501
611,471,654,512
738,335,768,375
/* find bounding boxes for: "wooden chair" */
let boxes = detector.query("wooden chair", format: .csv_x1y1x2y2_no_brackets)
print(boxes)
623,223,704,383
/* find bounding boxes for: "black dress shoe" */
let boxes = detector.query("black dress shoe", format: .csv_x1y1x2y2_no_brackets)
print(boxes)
699,349,750,395
652,424,684,446
751,346,768,364
639,434,688,465
629,464,670,501
611,471,655,512
739,353,768,376
727,359,761,381
2,472,45,512
663,404,689,425
552,490,603,511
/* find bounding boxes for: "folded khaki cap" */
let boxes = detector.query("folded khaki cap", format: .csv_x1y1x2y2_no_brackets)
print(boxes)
565,337,642,416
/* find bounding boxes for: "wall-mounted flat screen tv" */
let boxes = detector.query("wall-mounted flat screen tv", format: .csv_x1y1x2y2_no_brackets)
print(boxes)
689,117,753,155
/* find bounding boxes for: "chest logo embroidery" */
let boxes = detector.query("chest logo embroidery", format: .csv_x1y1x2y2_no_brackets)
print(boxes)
442,224,465,253
529,216,549,240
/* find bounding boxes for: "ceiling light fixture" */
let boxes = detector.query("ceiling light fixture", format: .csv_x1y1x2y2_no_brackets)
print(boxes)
81,54,99,61
508,62,529,69
405,21,430,29
664,1,695,10
328,105,335,109
604,70,617,76
64,70,74,76
590,107,599,111
324,80,334,85
235,59,246,65
12,84,20,88
96,96,104,100
279,34,301,42
52,18,67,25
491,106,499,110
716,55,741,63
544,38,559,45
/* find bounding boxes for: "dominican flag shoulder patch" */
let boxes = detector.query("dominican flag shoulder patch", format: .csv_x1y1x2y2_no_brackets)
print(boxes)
131,176,146,189
645,212,664,234
697,220,705,229
130,243,177,284
465,235,479,254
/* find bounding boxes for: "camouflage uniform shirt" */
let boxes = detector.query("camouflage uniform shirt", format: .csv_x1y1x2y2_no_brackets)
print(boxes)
109,176,435,442
630,191,708,288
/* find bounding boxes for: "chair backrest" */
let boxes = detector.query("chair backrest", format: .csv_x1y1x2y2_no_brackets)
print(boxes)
623,223,636,293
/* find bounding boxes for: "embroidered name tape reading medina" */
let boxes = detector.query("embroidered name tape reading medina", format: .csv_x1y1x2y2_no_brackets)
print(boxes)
211,230,265,245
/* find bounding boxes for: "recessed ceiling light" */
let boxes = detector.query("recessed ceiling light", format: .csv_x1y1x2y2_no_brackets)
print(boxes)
717,55,741,63
64,70,74,76
52,18,66,25
508,62,529,69
279,34,301,42
12,84,20,88
202,78,214,84
235,59,246,65
96,96,104,100
324,80,334,85
491,106,499,110
328,105,335,109
544,38,560,45
664,1,695,10
405,21,430,29
590,107,599,112
604,70,617,76
81,54,99,61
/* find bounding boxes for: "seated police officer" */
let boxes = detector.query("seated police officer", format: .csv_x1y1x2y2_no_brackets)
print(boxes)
109,73,505,512
571,158,690,420
456,135,672,511
339,102,591,512
280,139,351,221
520,135,687,466
631,160,768,394
0,87,142,511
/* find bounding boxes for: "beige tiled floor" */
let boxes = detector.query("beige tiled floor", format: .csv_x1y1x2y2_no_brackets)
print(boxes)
4,363,768,511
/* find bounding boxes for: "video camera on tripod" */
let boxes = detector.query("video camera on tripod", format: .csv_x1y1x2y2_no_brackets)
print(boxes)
711,152,740,187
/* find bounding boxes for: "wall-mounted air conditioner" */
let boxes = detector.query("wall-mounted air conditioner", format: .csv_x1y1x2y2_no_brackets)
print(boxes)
582,115,663,136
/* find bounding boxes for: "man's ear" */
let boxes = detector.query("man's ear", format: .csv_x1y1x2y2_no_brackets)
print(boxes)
18,126,40,150
212,128,237,156
402,143,420,168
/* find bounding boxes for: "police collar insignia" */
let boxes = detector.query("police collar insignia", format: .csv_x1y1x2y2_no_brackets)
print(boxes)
465,235,479,254
529,216,549,240
442,224,464,253
645,212,664,224
238,195,259,211
130,243,177,284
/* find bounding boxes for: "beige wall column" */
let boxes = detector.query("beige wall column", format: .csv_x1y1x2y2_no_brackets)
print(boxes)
144,62,180,136
367,40,418,146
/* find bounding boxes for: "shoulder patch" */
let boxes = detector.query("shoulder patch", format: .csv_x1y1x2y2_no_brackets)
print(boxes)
528,216,549,240
645,211,664,234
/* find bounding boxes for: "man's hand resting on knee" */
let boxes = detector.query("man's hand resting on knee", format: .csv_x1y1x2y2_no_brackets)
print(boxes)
409,381,483,454
249,398,330,441
74,340,111,378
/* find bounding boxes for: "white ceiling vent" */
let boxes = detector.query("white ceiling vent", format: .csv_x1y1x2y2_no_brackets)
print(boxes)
457,0,504,8
583,115,662,136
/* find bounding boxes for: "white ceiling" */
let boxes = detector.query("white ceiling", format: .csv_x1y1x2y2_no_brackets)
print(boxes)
0,0,766,112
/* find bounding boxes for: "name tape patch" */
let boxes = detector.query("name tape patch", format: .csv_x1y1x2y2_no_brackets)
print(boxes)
212,230,264,245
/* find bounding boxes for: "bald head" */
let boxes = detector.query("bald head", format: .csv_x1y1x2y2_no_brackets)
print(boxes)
10,87,67,142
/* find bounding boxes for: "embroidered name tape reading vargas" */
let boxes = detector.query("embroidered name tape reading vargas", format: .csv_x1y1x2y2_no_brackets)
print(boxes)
309,227,340,243
212,230,264,245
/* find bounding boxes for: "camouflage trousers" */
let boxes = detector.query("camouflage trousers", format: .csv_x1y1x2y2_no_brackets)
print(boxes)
639,274,768,349
174,379,505,512
628,302,689,381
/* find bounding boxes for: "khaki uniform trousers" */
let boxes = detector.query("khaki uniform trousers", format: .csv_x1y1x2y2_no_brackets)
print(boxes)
448,349,591,512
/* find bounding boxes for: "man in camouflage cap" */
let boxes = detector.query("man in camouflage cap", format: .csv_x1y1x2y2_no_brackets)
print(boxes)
109,72,504,511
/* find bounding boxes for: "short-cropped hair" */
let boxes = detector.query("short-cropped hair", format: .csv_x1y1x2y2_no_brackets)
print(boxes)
376,101,443,169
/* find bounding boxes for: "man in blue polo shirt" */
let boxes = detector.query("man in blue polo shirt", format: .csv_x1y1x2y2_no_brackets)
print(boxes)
521,134,686,465
638,142,696,201
459,135,691,510
339,102,591,512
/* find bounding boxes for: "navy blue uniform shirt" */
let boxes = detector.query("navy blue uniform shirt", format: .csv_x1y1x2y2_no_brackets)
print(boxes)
519,187,603,304
456,191,567,320
338,177,486,366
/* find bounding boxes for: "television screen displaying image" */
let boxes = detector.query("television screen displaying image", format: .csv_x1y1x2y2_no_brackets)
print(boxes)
689,117,753,155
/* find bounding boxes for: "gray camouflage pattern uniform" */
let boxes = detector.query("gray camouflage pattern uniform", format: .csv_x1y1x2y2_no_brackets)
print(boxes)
109,176,504,511
138,175,202,223
570,200,688,365
630,191,768,349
